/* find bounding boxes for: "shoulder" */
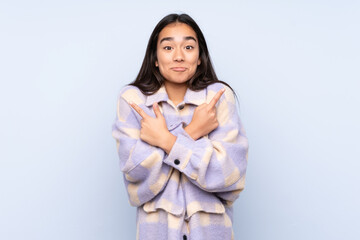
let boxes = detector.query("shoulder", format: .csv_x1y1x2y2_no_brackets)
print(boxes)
118,85,146,105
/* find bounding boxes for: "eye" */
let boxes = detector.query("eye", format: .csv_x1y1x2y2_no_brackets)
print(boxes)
163,46,172,50
185,45,194,50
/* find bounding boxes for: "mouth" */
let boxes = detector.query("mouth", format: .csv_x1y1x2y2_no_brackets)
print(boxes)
171,67,187,72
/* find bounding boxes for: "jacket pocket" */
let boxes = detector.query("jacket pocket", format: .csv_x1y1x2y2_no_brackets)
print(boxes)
142,198,184,217
184,200,225,220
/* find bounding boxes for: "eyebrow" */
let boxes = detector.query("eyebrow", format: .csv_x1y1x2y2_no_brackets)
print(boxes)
159,36,197,44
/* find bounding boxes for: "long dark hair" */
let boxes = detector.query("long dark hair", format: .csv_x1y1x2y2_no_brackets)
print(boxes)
129,13,234,95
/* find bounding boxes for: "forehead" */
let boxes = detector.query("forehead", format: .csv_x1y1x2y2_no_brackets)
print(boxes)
158,22,197,42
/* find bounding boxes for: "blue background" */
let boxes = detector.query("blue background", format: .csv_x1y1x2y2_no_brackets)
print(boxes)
1,0,359,239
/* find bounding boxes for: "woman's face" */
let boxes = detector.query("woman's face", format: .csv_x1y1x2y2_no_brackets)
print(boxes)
155,22,201,85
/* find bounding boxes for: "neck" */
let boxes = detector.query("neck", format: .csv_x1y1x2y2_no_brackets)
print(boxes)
164,81,188,106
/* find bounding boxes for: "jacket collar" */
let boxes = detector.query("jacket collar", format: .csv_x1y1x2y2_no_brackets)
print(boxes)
145,84,207,107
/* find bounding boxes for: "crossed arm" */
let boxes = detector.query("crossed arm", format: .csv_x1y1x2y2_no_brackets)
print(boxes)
128,88,225,154
113,86,248,206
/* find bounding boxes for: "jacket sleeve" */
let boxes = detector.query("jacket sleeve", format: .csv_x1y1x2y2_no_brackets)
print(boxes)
111,87,173,207
163,85,249,201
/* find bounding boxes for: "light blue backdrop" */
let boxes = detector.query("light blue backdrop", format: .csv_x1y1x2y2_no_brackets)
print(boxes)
1,0,359,239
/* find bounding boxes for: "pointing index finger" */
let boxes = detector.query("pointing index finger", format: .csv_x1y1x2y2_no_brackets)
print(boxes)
129,101,148,119
208,88,225,109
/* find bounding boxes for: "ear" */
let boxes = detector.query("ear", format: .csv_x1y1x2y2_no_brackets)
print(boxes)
197,58,201,65
155,61,159,67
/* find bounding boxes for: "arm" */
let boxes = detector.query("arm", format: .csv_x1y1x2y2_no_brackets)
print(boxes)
163,85,249,201
111,88,173,207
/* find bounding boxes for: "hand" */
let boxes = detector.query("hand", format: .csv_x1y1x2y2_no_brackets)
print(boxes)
184,88,225,140
129,101,176,154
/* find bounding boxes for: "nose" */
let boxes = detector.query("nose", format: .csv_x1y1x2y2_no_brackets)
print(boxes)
173,48,184,62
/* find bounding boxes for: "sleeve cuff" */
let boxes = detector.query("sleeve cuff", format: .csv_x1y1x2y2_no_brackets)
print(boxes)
163,127,211,179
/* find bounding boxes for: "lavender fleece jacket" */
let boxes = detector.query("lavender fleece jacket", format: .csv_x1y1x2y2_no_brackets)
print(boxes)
112,82,249,239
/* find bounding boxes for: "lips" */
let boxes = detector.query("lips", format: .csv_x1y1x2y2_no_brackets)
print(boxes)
171,67,186,72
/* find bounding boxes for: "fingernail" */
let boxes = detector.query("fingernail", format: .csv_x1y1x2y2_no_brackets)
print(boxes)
128,100,133,105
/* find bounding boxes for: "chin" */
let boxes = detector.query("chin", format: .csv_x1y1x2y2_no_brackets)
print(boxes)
164,76,191,85
170,79,190,85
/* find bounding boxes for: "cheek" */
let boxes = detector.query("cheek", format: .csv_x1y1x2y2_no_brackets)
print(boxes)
159,66,167,75
190,52,200,65
158,63,170,78
157,51,171,64
190,55,200,70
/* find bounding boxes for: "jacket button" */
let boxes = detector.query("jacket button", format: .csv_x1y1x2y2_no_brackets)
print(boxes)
183,235,187,240
178,105,184,110
174,159,180,165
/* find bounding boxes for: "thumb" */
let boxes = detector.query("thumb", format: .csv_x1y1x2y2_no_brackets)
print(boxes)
153,102,163,118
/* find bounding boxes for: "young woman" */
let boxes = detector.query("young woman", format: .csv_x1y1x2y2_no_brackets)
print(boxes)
112,13,249,240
